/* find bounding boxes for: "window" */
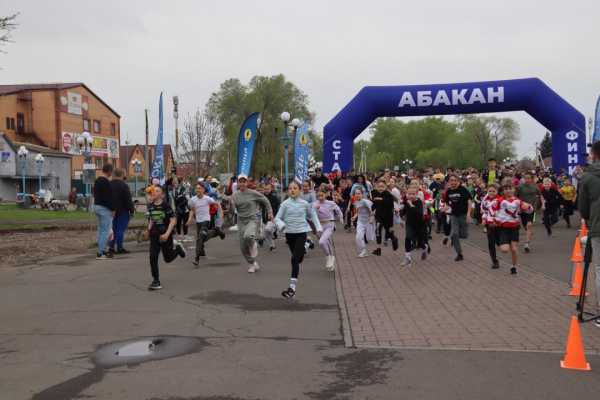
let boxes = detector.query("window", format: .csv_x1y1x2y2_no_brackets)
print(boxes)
93,120,100,133
5,117,9,129
95,157,103,169
83,119,90,131
110,122,116,136
16,113,24,134
10,118,15,130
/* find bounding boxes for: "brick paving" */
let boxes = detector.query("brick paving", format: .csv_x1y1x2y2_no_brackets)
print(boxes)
333,230,600,354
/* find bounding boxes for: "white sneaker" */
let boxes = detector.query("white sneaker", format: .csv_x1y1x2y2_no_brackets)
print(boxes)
248,261,260,273
400,256,412,267
358,250,369,258
325,255,335,270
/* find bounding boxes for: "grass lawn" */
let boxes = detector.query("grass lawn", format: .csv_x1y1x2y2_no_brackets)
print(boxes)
0,204,146,224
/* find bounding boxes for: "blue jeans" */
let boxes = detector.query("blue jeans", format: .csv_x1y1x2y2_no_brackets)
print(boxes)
109,212,130,251
94,205,113,255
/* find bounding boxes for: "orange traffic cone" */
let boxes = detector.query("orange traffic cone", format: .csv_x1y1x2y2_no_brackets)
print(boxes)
571,235,584,263
569,263,588,297
561,315,591,371
580,220,588,238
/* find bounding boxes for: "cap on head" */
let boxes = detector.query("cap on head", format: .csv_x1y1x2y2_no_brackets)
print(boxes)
237,174,248,181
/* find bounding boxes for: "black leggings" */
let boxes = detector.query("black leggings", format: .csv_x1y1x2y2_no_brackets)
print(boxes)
376,222,394,245
405,226,427,252
286,232,307,279
149,232,179,281
486,226,499,263
176,212,189,235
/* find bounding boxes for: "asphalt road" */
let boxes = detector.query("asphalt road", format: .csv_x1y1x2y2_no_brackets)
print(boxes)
1,224,599,400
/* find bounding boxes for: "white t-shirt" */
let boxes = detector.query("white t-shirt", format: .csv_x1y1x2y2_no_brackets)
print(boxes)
188,195,216,223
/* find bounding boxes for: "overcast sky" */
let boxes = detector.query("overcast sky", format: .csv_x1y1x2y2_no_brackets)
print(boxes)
2,0,599,158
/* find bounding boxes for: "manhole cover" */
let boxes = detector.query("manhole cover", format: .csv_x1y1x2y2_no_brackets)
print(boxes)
93,336,206,368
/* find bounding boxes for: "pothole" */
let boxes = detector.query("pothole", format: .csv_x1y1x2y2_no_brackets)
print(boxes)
93,336,207,368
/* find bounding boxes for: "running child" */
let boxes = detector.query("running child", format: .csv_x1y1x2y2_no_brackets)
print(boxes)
494,184,533,275
481,184,502,269
187,183,225,266
371,180,399,255
314,188,344,271
400,186,428,266
540,177,562,236
146,185,186,290
275,181,322,298
352,188,374,258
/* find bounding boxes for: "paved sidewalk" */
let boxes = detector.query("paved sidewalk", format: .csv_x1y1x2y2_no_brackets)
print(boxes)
334,230,600,353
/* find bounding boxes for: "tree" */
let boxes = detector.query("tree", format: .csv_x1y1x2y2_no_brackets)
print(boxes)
0,13,18,53
179,109,223,178
207,74,313,176
457,115,519,167
539,131,552,158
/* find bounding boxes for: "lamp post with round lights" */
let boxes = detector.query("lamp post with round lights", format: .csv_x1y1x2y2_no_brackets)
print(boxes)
17,145,29,199
401,158,413,172
34,153,44,196
131,158,142,197
280,111,301,189
77,131,93,203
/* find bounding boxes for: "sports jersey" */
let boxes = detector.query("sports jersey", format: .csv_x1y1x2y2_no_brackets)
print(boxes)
480,194,502,225
494,196,533,228
188,195,216,223
147,200,175,234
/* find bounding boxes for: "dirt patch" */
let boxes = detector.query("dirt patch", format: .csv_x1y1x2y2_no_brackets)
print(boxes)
190,290,337,312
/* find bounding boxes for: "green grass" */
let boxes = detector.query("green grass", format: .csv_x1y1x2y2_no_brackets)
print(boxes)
0,204,146,224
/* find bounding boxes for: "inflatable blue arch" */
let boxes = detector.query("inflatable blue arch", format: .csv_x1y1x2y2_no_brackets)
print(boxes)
323,78,586,174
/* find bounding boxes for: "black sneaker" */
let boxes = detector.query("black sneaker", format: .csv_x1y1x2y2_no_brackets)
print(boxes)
492,260,500,269
443,237,449,246
258,239,264,247
105,251,114,259
524,245,530,253
192,259,199,266
421,249,428,260
176,243,186,258
148,281,162,290
116,248,130,254
510,266,517,275
308,240,315,250
96,253,110,260
281,287,296,299
454,254,464,262
372,248,382,256
197,250,206,257
216,228,226,240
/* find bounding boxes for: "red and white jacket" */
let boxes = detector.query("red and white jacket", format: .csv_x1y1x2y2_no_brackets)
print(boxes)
480,194,502,226
494,196,533,228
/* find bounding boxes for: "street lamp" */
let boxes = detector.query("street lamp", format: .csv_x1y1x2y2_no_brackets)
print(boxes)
280,111,301,189
401,158,413,171
77,131,93,205
35,153,44,196
503,157,511,165
17,145,28,199
131,158,142,196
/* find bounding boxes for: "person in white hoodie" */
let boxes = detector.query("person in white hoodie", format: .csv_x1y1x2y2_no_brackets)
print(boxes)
275,181,322,299
314,188,343,271
352,187,375,258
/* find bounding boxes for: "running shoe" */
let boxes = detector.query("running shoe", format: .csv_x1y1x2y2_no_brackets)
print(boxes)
391,236,399,251
400,257,412,267
524,244,530,253
192,258,199,266
492,260,500,269
116,248,130,254
96,253,110,260
421,248,428,261
454,254,464,262
442,237,449,246
510,266,517,275
594,318,600,328
372,248,382,256
148,281,162,290
358,250,370,258
174,241,186,258
282,287,296,299
248,261,260,273
217,228,226,240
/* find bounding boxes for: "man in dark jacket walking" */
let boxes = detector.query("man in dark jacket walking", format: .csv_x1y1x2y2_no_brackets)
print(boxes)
578,141,600,327
108,168,135,255
93,164,114,259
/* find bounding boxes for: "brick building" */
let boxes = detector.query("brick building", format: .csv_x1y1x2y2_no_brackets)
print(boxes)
0,83,120,179
119,144,174,181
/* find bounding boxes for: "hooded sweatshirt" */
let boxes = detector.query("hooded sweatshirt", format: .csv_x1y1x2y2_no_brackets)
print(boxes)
578,162,600,238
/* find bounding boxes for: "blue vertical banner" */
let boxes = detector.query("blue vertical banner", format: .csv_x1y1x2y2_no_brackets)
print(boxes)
593,96,600,143
294,123,311,183
151,92,165,181
236,112,260,176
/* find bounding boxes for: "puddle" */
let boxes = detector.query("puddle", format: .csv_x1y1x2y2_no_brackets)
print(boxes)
93,336,207,368
190,290,338,312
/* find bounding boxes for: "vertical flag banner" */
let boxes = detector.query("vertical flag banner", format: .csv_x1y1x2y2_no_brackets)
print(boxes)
236,112,260,176
151,92,165,181
294,123,310,183
593,96,600,143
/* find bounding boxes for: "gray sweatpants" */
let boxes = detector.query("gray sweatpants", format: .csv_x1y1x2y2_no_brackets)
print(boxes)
450,214,468,256
592,237,600,308
238,218,258,264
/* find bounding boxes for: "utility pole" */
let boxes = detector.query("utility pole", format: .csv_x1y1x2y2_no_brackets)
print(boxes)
173,96,179,160
145,109,150,182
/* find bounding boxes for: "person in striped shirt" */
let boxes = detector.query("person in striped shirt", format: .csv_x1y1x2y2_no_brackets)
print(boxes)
480,184,502,269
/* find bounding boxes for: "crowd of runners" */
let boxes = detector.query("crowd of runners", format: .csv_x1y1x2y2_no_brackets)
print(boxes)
93,143,600,327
